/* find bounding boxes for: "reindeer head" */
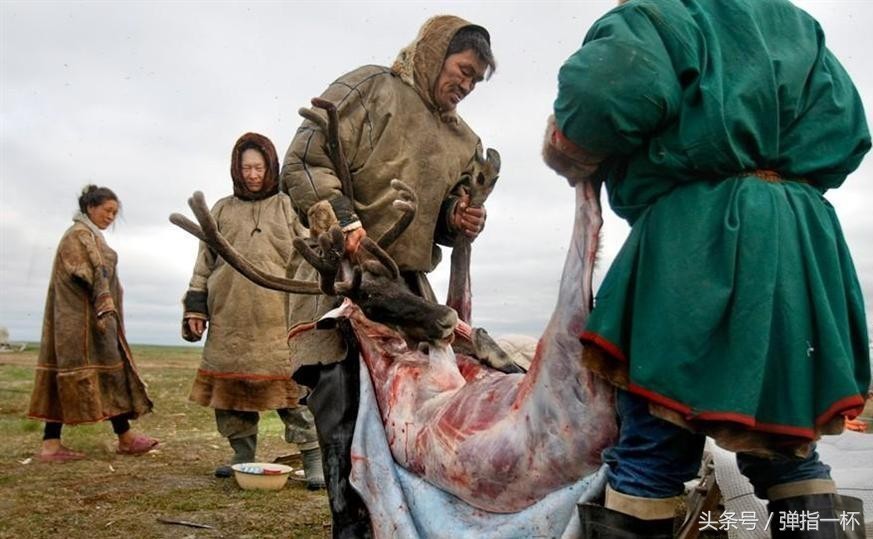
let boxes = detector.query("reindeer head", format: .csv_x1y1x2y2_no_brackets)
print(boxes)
292,226,458,343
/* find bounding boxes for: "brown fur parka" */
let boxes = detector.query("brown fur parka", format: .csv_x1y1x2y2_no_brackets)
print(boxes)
28,216,153,424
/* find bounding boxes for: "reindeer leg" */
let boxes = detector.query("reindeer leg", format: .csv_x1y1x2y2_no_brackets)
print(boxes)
446,148,501,324
447,239,473,323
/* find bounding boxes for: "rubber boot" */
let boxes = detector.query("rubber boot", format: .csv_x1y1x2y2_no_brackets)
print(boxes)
295,350,371,539
768,493,865,538
578,503,675,538
301,446,326,491
215,434,257,478
577,485,683,538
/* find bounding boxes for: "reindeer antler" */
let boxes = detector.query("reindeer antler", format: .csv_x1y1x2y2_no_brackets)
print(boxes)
309,97,354,201
169,212,208,243
292,226,346,296
168,99,424,317
170,192,321,295
298,107,328,132
171,190,458,344
375,179,417,250
359,236,400,280
170,197,381,301
300,100,418,251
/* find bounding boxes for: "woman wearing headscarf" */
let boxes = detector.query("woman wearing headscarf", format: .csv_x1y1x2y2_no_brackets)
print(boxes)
28,185,157,462
181,132,324,488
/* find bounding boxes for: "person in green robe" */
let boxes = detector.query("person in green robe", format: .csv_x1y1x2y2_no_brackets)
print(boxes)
543,0,870,536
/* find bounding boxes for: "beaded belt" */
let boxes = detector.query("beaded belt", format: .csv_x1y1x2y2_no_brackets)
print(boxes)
748,169,810,184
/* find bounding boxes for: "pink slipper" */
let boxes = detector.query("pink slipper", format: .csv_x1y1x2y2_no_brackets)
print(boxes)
38,447,86,463
116,434,159,456
846,418,868,433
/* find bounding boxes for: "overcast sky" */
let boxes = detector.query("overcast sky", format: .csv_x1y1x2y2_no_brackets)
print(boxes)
1,1,871,346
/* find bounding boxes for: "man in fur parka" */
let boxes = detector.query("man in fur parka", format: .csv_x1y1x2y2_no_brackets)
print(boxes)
281,15,496,538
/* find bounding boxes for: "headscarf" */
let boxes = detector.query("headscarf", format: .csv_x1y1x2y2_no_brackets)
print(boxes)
391,15,490,122
230,132,280,201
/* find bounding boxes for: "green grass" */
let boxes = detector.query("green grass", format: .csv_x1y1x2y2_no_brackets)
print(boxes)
0,344,331,539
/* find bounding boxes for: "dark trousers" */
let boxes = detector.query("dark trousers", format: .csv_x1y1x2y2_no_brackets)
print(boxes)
604,390,831,499
294,332,372,539
43,413,132,440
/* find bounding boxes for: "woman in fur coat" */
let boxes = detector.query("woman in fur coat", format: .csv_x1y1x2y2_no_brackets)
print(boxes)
28,185,157,462
182,133,324,487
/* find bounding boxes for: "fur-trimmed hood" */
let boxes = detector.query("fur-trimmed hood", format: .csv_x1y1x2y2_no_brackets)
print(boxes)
391,15,489,119
230,132,280,201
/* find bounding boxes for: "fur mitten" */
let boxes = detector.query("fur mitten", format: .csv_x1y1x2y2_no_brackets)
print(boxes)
542,115,604,186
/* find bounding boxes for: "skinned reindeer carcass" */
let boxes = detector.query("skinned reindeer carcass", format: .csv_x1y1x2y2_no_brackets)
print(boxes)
320,176,617,513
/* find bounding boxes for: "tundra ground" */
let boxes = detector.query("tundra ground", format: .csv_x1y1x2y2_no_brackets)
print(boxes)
0,344,331,539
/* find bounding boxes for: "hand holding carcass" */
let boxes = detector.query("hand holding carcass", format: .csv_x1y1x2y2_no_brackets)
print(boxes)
452,191,487,240
344,227,368,258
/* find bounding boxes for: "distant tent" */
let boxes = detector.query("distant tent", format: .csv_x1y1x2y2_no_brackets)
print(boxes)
0,326,26,352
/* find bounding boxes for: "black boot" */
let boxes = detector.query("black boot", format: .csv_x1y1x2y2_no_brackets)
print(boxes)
295,351,371,539
768,493,865,538
578,503,675,538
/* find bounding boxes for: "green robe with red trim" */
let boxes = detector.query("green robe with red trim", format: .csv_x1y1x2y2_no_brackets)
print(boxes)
555,0,870,452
